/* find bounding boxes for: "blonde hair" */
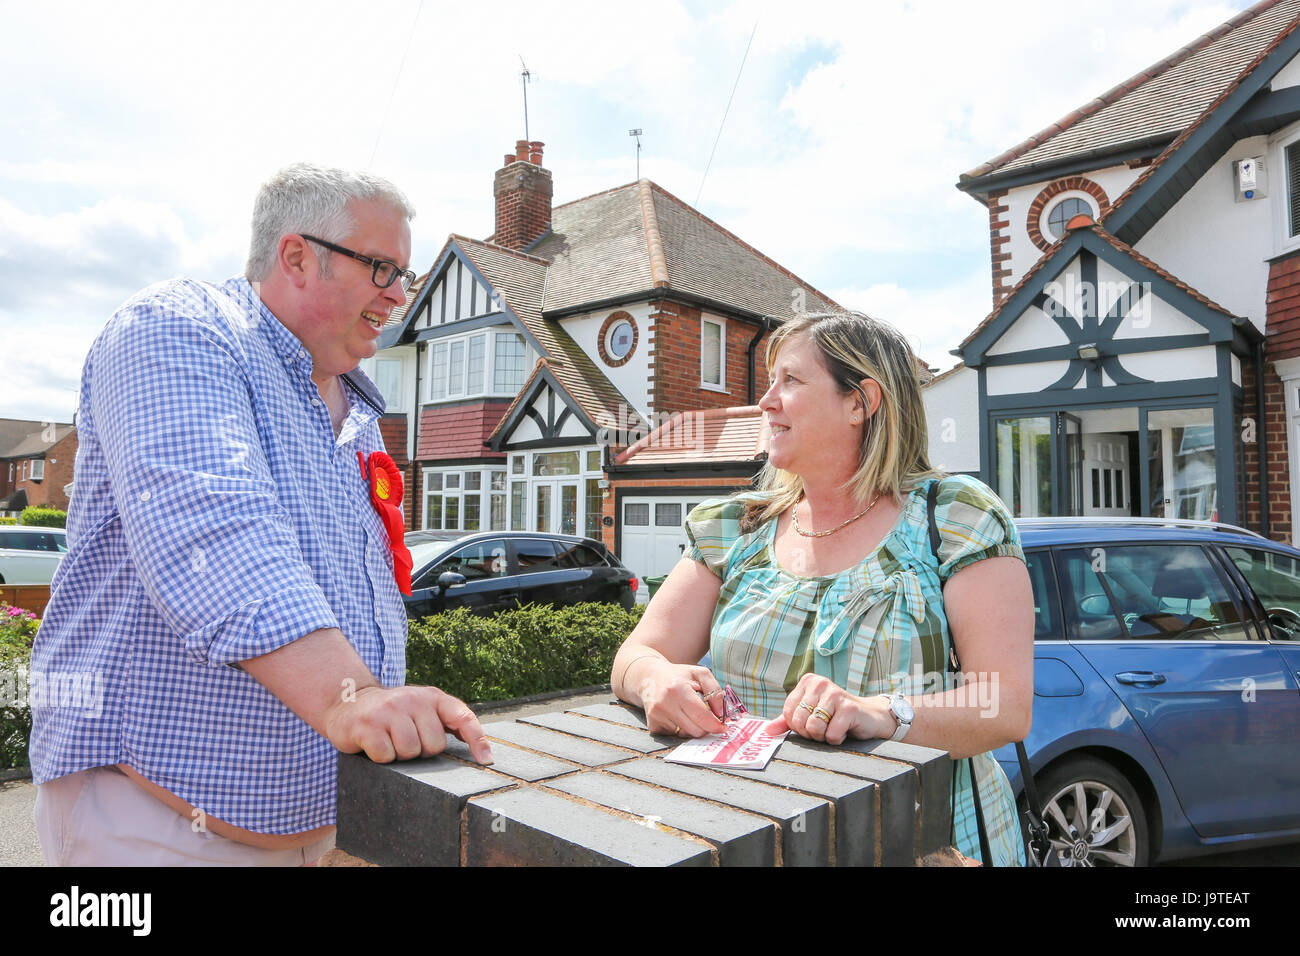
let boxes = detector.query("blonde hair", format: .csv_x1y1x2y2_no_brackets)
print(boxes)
743,312,943,531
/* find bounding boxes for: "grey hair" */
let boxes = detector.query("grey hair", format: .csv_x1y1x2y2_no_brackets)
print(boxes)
244,162,416,281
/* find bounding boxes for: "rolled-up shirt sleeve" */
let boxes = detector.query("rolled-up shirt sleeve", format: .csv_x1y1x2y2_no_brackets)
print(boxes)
90,282,339,665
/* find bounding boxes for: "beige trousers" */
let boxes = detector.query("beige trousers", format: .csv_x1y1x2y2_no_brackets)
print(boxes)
34,766,335,867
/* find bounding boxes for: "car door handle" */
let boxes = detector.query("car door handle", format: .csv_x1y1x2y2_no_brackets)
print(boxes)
1115,671,1167,686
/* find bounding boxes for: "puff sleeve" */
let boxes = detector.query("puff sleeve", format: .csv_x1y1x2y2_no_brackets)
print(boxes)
933,474,1025,583
683,496,756,579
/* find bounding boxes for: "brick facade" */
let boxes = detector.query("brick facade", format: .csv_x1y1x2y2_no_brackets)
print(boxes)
1239,358,1291,542
647,300,771,416
1265,250,1300,361
5,431,77,512
986,189,1011,305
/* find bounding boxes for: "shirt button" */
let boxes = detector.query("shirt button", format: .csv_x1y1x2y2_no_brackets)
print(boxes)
296,349,306,360
311,398,322,407
140,491,151,502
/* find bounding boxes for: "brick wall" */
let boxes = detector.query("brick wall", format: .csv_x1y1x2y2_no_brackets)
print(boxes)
648,301,770,415
1258,251,1300,542
378,414,409,468
986,189,1011,306
13,432,77,511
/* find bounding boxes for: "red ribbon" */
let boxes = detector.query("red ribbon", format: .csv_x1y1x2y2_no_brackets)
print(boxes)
358,451,413,595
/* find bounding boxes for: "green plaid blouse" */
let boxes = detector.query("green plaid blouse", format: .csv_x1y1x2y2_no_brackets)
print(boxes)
685,474,1027,866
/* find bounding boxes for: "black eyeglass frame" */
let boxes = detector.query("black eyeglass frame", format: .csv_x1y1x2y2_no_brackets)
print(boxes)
299,233,416,292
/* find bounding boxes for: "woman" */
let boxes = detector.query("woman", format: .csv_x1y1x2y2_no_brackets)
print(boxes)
610,312,1033,865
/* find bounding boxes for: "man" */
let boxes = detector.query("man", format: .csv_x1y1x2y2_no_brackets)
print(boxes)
29,163,491,865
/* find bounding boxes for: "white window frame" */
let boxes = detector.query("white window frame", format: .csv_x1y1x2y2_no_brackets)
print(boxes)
422,466,508,532
1270,120,1300,257
29,459,44,481
700,316,727,393
423,329,529,404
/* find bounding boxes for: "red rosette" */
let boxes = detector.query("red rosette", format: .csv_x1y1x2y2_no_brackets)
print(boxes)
358,451,413,595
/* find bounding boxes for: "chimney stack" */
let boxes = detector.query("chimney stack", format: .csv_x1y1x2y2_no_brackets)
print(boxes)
494,141,552,250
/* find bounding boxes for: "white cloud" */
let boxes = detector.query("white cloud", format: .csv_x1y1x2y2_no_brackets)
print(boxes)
0,0,1261,423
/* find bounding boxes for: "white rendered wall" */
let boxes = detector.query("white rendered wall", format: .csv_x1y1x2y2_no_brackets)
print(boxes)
1136,135,1271,333
558,302,654,420
987,361,1074,395
1002,164,1143,287
1271,51,1300,90
924,365,980,473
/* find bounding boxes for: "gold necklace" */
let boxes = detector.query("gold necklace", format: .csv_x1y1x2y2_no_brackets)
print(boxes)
790,492,882,538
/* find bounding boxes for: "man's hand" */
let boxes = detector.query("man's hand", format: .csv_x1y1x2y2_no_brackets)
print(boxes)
321,684,493,764
242,626,492,765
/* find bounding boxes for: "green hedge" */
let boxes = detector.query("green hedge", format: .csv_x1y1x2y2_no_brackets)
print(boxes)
0,517,16,525
18,507,66,528
0,600,645,771
406,602,644,703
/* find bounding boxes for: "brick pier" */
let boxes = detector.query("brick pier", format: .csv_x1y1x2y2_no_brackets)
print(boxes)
336,700,954,866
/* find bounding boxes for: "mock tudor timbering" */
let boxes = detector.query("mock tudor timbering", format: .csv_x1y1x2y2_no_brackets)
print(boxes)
941,0,1300,537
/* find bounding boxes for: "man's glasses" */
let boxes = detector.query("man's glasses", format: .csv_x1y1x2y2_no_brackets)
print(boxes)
300,234,416,293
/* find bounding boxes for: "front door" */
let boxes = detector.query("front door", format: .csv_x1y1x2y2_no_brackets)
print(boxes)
534,480,579,536
1083,433,1129,517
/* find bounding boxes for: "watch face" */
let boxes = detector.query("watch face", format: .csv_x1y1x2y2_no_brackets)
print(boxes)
895,697,914,722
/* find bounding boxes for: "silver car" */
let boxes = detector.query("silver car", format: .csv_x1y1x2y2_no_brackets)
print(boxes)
0,526,68,585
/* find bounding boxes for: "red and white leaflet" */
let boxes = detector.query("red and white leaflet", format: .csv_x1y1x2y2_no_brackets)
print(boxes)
664,717,788,770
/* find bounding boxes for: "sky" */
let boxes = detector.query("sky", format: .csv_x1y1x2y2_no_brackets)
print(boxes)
0,0,1261,424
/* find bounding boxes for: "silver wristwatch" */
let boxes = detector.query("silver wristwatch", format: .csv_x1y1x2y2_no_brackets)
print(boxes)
880,692,914,741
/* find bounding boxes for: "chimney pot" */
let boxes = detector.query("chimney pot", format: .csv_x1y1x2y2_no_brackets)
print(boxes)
528,141,545,165
503,153,515,166
515,139,529,162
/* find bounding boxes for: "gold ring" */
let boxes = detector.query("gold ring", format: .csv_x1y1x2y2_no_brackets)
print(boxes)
673,725,681,736
700,689,721,701
798,701,815,713
811,707,833,723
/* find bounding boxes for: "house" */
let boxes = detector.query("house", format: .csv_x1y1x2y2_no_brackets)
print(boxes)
367,141,839,577
0,418,76,516
933,0,1300,539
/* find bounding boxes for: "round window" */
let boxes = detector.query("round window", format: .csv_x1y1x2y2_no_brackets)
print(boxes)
606,320,634,360
1045,197,1093,241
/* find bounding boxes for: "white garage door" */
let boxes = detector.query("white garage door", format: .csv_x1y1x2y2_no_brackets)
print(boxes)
619,497,704,583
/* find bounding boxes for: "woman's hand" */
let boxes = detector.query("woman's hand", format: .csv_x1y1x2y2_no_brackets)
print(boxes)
632,659,727,738
773,673,894,745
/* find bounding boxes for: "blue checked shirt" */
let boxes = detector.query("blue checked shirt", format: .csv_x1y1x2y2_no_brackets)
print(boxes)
29,277,408,835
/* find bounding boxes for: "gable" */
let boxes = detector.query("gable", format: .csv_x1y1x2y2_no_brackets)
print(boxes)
414,253,499,330
962,227,1257,403
488,363,602,451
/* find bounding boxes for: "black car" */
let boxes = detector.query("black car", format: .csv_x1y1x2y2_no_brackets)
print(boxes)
402,531,639,618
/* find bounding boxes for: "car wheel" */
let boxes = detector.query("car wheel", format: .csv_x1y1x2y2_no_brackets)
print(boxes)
1033,757,1149,867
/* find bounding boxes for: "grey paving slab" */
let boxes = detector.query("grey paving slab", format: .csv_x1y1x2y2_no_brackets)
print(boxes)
520,711,671,753
609,757,831,866
547,772,776,866
775,738,918,866
839,738,952,855
482,720,634,767
566,702,651,730
440,735,579,782
715,761,877,867
336,753,512,867
466,787,714,866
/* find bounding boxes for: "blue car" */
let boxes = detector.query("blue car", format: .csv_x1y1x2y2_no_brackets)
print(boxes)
999,517,1300,866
